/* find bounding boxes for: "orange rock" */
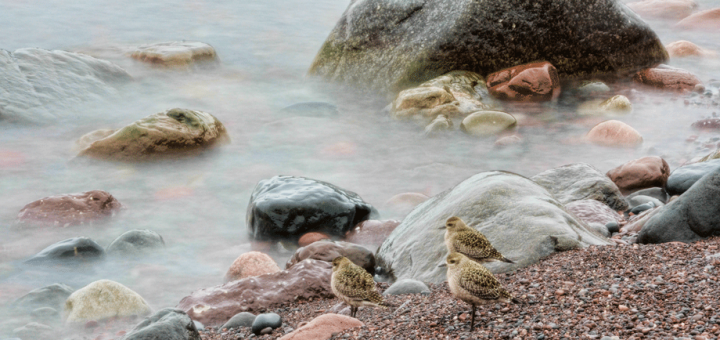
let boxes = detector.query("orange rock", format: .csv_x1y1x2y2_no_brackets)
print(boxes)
627,0,697,21
279,314,363,340
676,8,720,30
586,120,643,147
606,156,670,194
487,61,561,101
298,232,331,247
666,40,717,58
633,66,702,91
619,305,629,311
224,251,280,282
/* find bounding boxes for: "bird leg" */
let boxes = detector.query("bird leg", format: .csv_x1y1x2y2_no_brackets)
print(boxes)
470,305,476,331
351,306,357,318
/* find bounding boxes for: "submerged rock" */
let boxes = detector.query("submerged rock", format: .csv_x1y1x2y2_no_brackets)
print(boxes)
376,171,610,283
25,237,105,266
10,284,74,313
130,41,218,69
626,0,697,21
486,62,561,101
286,240,375,275
308,0,667,95
122,308,200,340
64,279,151,323
666,40,717,58
578,95,633,116
106,229,165,257
531,163,628,211
344,220,401,250
460,111,517,137
17,190,122,227
675,8,720,30
633,65,703,91
246,175,375,241
12,322,53,340
297,232,331,247
586,120,643,147
77,108,230,162
225,251,281,282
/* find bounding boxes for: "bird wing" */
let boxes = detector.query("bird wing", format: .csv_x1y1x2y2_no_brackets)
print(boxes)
454,231,501,260
335,264,381,303
458,265,509,301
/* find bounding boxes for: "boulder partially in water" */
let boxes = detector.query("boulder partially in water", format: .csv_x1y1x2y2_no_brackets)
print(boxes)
225,251,281,282
64,279,152,323
10,284,74,313
25,237,105,266
76,108,230,162
106,229,166,257
17,190,122,227
308,0,667,95
130,41,218,69
122,308,200,340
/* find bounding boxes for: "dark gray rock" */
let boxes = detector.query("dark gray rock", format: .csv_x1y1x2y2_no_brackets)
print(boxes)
383,279,430,296
376,171,610,283
531,163,628,211
106,229,165,257
308,0,667,96
638,166,720,244
221,312,256,329
625,187,667,204
630,202,655,215
24,237,104,266
605,222,620,234
666,159,720,196
10,283,74,312
192,320,204,331
251,313,282,335
246,175,375,241
280,102,338,117
122,308,200,340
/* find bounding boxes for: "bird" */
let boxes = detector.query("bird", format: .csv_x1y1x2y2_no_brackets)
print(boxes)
331,256,388,318
440,216,514,264
440,252,518,331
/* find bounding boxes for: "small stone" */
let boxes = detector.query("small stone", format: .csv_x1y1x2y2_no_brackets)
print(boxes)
606,222,620,233
619,305,629,311
225,251,281,282
460,111,517,137
251,313,282,335
298,232,331,247
260,327,273,335
586,120,643,147
222,312,257,329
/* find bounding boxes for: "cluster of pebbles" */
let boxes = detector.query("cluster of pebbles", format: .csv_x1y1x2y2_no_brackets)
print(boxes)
199,237,720,340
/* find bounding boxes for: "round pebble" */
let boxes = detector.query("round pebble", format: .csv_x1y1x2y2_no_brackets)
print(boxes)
251,313,282,335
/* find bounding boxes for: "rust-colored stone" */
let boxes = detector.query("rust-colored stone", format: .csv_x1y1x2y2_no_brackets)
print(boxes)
666,40,717,58
278,314,363,340
17,190,122,227
487,62,561,101
586,120,643,147
675,8,720,30
633,66,702,91
224,251,280,282
298,232,331,247
606,156,671,194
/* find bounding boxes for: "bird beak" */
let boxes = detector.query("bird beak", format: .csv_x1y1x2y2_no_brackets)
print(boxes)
437,263,447,268
438,225,446,229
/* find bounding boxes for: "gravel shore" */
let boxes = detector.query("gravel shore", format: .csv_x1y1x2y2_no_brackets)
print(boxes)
200,238,720,340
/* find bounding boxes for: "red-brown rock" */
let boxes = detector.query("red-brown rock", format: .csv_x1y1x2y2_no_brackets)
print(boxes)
564,200,621,226
586,120,643,147
278,314,363,340
177,259,333,326
298,232,331,247
486,62,561,101
692,119,720,130
17,190,122,227
224,251,280,282
627,0,697,21
666,40,717,58
633,65,702,91
606,156,671,194
285,240,375,275
344,220,401,249
675,8,720,30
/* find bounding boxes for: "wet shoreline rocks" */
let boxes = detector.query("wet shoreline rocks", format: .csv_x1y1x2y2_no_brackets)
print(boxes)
17,190,123,227
64,279,152,324
130,41,218,69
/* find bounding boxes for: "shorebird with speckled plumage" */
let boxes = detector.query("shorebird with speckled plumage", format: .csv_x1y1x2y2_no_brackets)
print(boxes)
331,256,388,318
440,252,518,331
440,216,514,264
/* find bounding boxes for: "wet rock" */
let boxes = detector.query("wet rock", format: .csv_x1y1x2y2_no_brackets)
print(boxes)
425,115,453,135
626,0,697,21
638,165,720,243
286,240,375,275
344,220,401,250
630,202,655,215
130,41,218,69
177,259,333,326
626,187,668,204
633,65,703,91
0,48,131,123
65,279,151,323
298,232,331,247
586,120,643,147
77,108,230,162
564,200,620,226
17,190,122,227
74,129,116,152
576,81,611,96
486,62,561,101
383,279,431,296
532,163,628,211
692,118,720,130
278,314,363,340
280,102,338,118
377,171,610,283
627,194,664,209
246,175,375,241
666,40,717,58
225,251,281,282
460,111,517,137
106,229,165,257
494,134,523,147
251,313,282,335
666,159,720,196
25,237,105,266
578,95,633,116
391,71,493,122
122,308,200,340
675,8,720,30
12,322,53,340
606,221,620,234
221,312,256,329
606,156,670,194
10,284,74,313
308,0,667,95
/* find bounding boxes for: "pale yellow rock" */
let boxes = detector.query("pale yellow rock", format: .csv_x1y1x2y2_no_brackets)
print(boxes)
425,114,453,135
64,279,151,323
578,95,632,116
460,111,517,137
131,41,218,68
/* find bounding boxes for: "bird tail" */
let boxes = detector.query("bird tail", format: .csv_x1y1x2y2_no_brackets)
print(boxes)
501,257,515,264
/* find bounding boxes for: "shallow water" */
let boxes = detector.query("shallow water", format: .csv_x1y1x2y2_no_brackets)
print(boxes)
0,0,719,334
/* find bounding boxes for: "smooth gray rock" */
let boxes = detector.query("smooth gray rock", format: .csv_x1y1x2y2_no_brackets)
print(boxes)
192,320,204,331
383,279,430,296
106,229,165,257
308,0,666,95
10,284,74,312
376,171,610,284
251,313,281,335
12,322,53,340
122,308,200,340
588,223,610,238
638,166,720,244
25,237,104,266
29,307,60,324
627,195,664,209
221,312,256,329
531,163,628,211
625,187,667,204
666,159,720,196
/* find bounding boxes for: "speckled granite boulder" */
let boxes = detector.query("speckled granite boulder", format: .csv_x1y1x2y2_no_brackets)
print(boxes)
64,280,151,323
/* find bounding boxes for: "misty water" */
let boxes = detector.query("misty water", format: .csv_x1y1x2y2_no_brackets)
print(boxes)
0,0,719,335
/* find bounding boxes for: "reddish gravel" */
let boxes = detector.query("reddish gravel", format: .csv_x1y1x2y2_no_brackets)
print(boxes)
200,238,720,340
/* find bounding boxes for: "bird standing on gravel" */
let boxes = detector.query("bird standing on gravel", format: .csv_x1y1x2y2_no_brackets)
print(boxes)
440,216,514,264
331,256,388,318
440,252,518,331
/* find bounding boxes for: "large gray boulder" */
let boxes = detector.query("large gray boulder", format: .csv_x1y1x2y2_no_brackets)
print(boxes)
638,166,720,244
376,171,611,284
531,163,628,211
666,159,720,196
308,0,667,95
0,48,131,123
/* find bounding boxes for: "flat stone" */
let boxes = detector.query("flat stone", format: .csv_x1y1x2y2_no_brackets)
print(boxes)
460,111,517,137
278,314,363,340
383,279,431,295
131,41,218,69
221,312,256,329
